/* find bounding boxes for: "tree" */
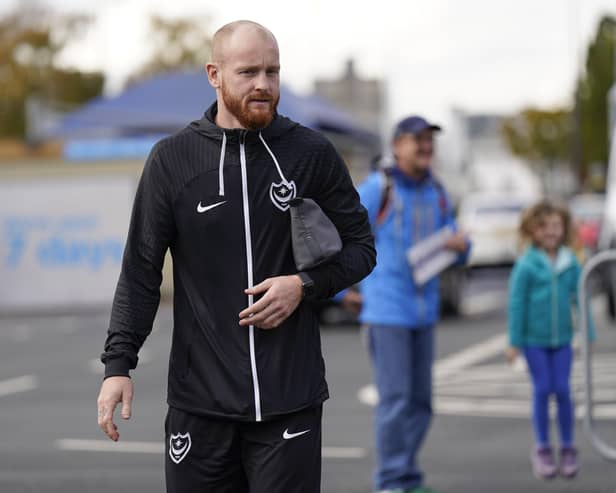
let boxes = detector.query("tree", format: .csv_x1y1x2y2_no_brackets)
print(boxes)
502,15,616,190
0,2,104,139
501,108,572,165
576,15,616,179
125,15,212,86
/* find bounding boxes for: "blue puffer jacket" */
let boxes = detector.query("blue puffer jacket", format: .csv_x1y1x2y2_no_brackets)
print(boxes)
508,245,595,347
337,167,470,328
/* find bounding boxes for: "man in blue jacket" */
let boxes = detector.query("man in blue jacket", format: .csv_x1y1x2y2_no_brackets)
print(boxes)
339,116,470,493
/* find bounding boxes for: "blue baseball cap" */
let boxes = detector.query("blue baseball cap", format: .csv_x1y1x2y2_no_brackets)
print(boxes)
393,115,442,139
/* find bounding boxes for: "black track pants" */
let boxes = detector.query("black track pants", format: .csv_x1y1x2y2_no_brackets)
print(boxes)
165,405,322,492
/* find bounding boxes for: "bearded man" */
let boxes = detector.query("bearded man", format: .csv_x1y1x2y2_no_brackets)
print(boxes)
95,20,375,493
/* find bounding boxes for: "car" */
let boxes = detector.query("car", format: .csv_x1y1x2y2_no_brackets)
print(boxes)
457,193,533,268
569,193,605,256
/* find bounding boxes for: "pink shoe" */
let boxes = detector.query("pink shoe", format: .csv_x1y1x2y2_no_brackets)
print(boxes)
559,447,579,478
531,446,557,479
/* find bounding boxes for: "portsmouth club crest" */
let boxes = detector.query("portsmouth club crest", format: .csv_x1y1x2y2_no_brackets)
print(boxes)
269,180,297,212
169,432,191,464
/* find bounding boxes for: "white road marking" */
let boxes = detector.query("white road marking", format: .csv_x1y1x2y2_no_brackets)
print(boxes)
434,333,508,379
434,396,530,417
357,332,616,420
0,375,38,397
57,439,164,453
55,439,365,459
358,334,508,407
357,384,378,407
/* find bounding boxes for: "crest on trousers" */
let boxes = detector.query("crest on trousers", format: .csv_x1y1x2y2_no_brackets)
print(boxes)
169,432,191,464
269,180,296,212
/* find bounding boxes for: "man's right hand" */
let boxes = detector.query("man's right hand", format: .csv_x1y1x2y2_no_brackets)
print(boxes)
97,376,133,441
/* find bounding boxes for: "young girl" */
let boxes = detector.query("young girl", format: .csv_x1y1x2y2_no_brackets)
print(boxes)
505,200,595,480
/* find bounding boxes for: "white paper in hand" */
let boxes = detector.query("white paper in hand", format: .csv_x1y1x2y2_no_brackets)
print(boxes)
406,226,457,286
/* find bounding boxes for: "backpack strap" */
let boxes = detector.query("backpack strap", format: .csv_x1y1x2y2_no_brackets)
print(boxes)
376,169,393,225
431,177,450,224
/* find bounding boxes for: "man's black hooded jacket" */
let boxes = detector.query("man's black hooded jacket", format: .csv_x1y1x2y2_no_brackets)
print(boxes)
102,102,376,421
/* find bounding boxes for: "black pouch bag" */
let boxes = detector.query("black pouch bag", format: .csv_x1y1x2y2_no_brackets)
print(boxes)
289,197,342,270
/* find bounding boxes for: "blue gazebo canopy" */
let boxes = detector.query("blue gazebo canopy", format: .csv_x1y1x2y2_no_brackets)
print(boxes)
48,70,377,143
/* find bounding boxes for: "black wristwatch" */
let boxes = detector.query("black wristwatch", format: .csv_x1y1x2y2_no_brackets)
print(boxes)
297,272,315,300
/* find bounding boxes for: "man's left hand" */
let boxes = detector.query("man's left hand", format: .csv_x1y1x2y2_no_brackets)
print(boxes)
239,275,303,329
445,232,468,253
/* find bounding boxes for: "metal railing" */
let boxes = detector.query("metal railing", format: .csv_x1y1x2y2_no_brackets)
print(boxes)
578,249,616,461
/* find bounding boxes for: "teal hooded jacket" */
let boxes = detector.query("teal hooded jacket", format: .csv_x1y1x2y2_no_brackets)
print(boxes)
508,245,595,348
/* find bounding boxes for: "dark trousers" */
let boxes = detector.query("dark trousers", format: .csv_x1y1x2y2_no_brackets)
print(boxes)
165,404,322,493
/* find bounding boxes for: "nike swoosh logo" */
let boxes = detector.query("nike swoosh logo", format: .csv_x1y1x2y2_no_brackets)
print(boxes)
282,428,310,440
197,200,226,213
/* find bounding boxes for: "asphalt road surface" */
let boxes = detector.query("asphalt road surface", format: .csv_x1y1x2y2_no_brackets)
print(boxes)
1,270,615,493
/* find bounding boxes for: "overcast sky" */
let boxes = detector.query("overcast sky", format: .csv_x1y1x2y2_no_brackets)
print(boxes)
4,0,616,128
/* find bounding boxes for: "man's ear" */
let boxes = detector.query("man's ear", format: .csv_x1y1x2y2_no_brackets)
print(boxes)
206,63,220,88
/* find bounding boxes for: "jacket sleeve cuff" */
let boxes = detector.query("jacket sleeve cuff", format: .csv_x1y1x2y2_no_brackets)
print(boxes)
305,268,332,300
104,357,133,379
332,288,348,303
509,332,522,348
456,238,472,265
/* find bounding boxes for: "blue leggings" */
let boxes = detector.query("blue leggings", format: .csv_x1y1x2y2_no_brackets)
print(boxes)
523,345,574,447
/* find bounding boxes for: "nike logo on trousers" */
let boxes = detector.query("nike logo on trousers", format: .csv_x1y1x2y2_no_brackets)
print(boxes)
282,428,310,440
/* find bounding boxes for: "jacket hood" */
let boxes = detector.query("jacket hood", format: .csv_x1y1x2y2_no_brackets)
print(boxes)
189,101,300,143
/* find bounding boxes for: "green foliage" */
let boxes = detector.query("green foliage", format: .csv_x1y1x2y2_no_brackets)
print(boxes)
0,3,104,138
576,15,616,172
502,15,616,187
502,108,572,164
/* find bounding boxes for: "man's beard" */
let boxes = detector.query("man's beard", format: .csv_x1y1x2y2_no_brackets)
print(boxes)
221,83,279,130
